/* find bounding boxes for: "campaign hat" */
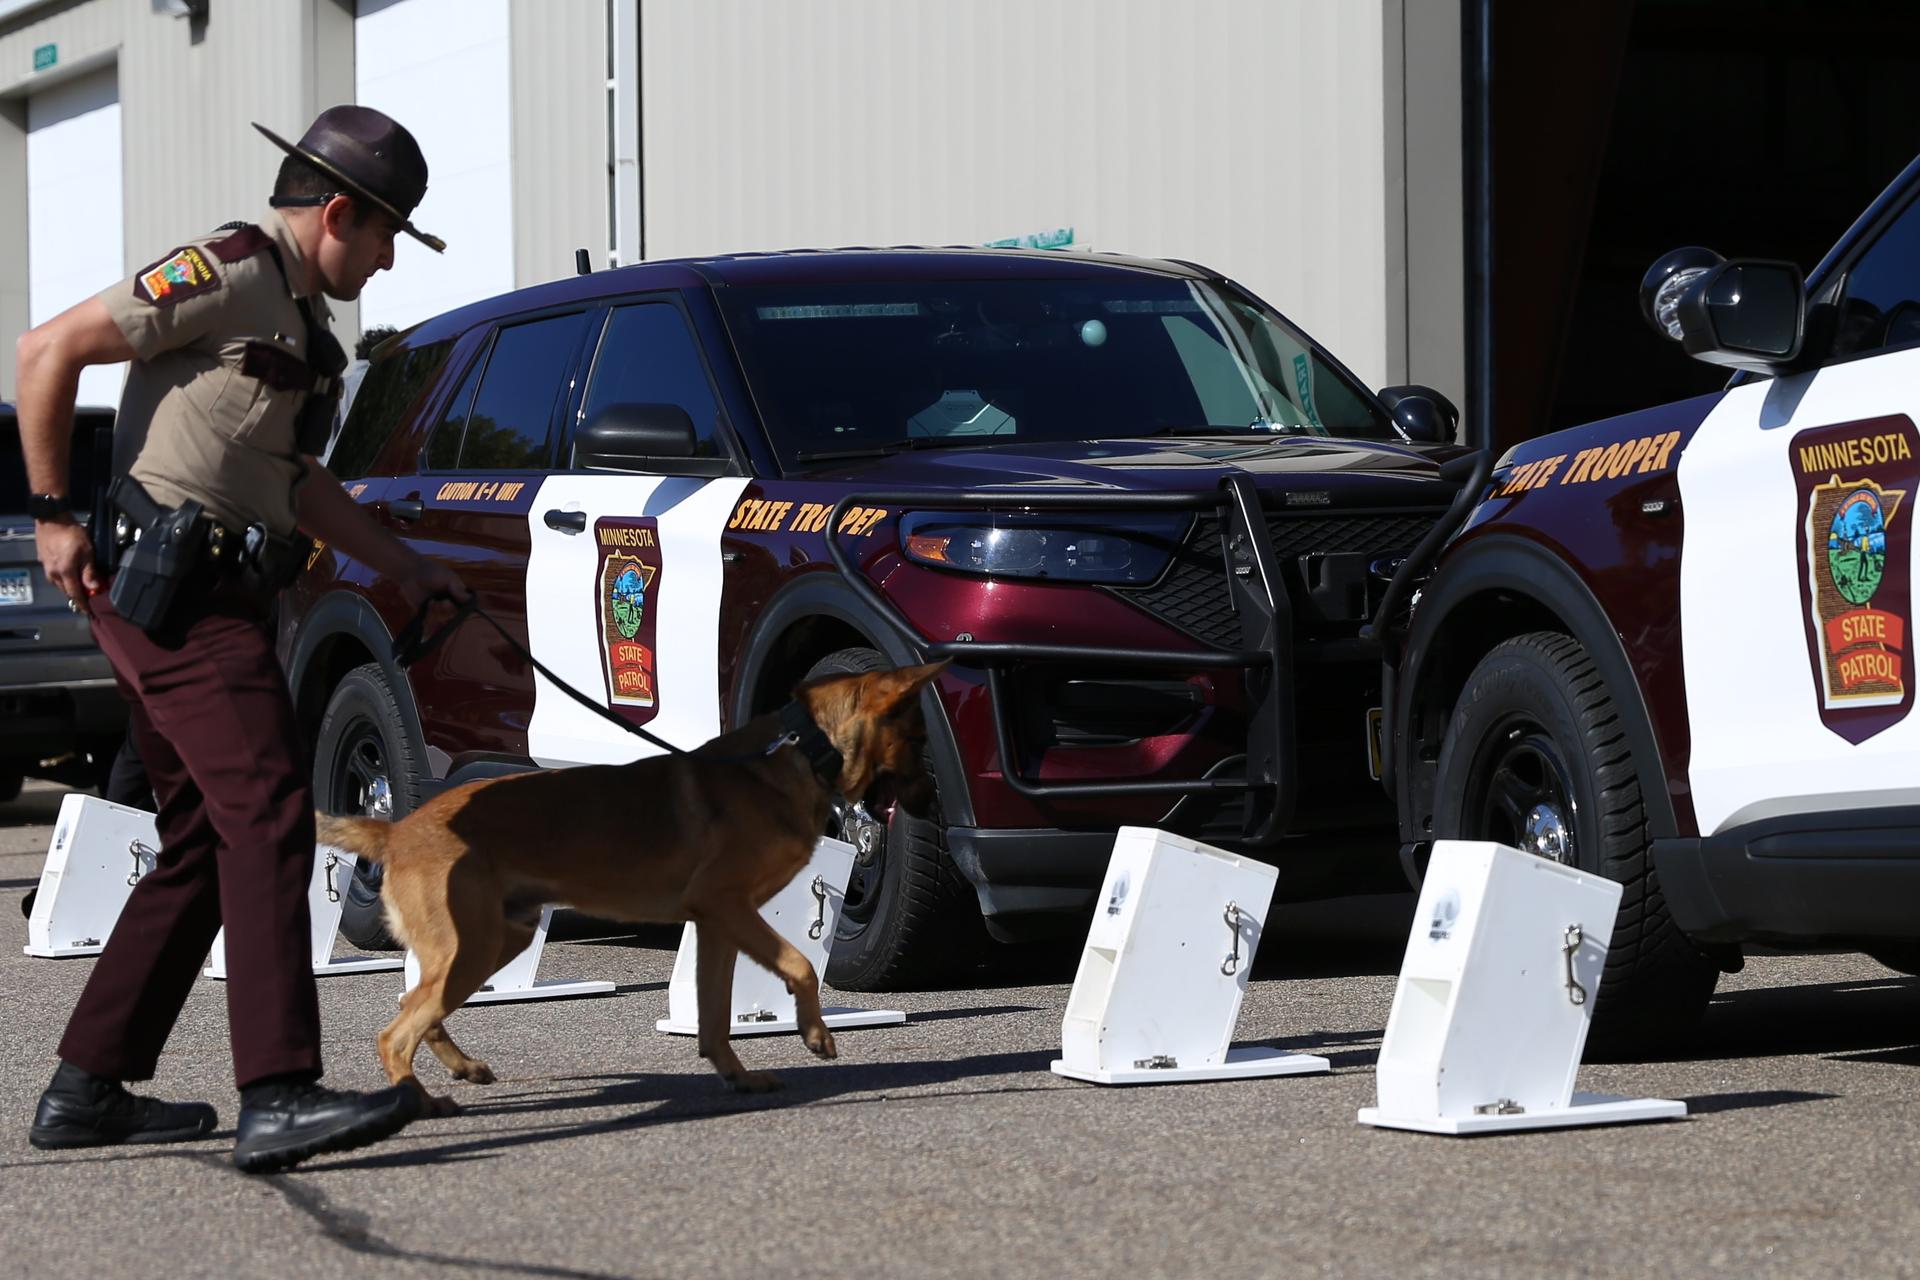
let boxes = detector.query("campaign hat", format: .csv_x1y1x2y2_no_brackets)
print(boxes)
255,105,445,253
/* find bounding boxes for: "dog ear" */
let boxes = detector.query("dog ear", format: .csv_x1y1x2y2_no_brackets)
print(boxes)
876,659,948,709
798,672,863,734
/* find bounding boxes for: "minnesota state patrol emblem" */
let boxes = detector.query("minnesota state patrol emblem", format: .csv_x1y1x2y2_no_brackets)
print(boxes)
594,517,662,722
1792,415,1920,742
133,246,219,307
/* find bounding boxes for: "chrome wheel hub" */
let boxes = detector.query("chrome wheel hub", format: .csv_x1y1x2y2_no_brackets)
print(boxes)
365,774,394,820
841,801,885,866
1523,802,1571,864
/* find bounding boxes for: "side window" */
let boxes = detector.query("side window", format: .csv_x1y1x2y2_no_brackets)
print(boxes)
1834,192,1920,359
577,303,724,461
424,347,486,471
328,339,453,480
454,312,591,470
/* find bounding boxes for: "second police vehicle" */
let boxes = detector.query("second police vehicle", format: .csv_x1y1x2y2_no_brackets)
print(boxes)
1389,153,1920,1044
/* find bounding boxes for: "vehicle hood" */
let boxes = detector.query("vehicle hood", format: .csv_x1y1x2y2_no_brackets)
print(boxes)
802,434,1466,507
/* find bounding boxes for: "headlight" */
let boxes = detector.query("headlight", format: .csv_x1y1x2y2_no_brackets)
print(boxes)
898,511,1190,585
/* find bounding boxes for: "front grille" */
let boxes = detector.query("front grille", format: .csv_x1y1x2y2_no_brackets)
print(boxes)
1116,510,1441,649
1119,522,1244,648
1262,511,1442,558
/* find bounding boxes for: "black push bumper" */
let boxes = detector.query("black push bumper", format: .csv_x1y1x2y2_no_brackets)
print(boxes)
826,455,1488,855
830,478,1300,844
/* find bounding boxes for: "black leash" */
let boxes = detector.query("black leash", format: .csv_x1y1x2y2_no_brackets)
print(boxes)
391,593,843,780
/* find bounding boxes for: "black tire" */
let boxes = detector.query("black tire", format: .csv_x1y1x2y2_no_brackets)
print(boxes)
312,663,423,951
808,647,989,991
0,771,22,804
1865,944,1920,977
1432,632,1717,1051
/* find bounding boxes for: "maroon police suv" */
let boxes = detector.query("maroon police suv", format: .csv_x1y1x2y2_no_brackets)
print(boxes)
282,247,1472,988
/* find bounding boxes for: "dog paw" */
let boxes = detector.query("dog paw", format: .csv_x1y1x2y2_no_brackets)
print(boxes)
724,1070,784,1094
453,1062,496,1085
425,1092,464,1119
802,1025,838,1060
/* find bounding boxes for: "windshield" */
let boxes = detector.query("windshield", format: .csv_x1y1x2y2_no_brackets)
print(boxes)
714,276,1397,469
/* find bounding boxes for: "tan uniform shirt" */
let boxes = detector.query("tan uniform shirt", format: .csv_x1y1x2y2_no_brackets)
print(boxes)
98,208,333,535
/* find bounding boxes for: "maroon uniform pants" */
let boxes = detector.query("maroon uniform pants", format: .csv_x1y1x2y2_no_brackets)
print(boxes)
58,582,322,1089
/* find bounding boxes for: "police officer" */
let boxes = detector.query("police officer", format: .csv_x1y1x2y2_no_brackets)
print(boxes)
15,106,467,1173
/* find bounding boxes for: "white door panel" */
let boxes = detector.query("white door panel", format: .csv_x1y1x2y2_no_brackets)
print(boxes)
525,475,749,767
28,69,126,410
355,0,514,330
1681,350,1920,833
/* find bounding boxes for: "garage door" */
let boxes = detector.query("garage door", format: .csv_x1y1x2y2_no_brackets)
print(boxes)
355,0,515,331
28,67,126,411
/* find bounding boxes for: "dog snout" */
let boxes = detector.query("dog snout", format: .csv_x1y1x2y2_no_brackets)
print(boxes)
893,770,938,819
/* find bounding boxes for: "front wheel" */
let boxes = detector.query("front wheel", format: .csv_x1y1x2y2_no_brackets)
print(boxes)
313,663,422,951
806,647,988,991
1432,632,1717,1051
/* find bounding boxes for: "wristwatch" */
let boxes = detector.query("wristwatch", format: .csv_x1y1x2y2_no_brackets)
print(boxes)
26,493,71,521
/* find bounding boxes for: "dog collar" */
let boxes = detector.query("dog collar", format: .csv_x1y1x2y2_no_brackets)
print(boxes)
770,700,844,788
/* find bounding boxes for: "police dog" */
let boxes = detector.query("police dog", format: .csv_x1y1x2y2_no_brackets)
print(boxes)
316,661,945,1112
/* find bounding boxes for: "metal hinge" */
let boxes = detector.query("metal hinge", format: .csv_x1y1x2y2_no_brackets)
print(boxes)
1133,1055,1179,1070
1563,924,1588,1006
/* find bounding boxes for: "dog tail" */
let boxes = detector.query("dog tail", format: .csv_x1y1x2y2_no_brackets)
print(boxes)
316,812,392,864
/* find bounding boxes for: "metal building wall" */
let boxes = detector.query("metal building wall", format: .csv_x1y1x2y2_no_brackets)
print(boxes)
1,0,355,399
637,0,1414,392
1386,0,1465,405
1,0,124,400
509,0,605,290
356,0,515,331
120,0,351,254
3,0,1465,411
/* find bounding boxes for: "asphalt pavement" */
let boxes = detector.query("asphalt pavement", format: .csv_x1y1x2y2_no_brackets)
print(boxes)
4,779,1918,1279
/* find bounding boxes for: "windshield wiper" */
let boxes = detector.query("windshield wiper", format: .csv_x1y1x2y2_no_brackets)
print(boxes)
794,435,1017,464
793,445,902,463
1133,420,1318,438
1246,416,1316,435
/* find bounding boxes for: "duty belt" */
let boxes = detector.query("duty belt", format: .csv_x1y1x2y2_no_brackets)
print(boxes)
108,476,311,595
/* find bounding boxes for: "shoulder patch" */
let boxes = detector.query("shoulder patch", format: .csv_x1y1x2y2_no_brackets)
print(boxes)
133,246,221,308
209,224,273,264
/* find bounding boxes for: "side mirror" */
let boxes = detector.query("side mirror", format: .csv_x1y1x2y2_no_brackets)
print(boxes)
1641,247,1805,373
1376,384,1459,443
1885,299,1920,351
573,402,699,470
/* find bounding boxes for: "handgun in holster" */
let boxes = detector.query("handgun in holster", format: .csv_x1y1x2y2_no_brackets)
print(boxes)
239,523,313,592
106,474,205,632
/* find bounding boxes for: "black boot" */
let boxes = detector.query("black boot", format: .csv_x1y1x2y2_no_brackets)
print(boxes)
29,1061,218,1150
232,1078,420,1174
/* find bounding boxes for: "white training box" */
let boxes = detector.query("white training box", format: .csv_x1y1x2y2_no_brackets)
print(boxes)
205,846,403,979
24,795,158,957
1051,826,1329,1085
402,904,614,1005
1358,839,1687,1135
656,836,904,1037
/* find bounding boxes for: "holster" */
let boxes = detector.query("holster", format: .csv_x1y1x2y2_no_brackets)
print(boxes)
106,475,205,632
239,524,313,593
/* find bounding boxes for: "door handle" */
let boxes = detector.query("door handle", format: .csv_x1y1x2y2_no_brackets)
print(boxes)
544,508,587,534
387,498,424,522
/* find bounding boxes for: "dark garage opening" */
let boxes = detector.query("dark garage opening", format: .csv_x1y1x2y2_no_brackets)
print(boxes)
1478,0,1920,453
